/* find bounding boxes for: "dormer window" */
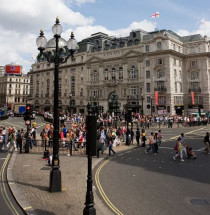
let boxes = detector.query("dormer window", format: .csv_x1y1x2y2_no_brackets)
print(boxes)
157,42,162,50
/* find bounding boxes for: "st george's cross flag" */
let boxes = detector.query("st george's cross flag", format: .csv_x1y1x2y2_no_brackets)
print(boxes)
201,18,205,24
151,12,160,18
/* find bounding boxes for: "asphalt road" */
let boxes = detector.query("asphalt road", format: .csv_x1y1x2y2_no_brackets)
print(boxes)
0,116,46,215
95,125,210,215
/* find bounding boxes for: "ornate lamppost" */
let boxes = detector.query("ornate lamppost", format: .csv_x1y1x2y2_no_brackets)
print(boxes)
36,17,77,192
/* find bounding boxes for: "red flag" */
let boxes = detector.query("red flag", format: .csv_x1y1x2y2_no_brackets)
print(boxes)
154,91,158,106
151,12,160,18
191,91,195,105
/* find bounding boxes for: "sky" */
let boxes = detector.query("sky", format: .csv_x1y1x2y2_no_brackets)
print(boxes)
0,0,210,73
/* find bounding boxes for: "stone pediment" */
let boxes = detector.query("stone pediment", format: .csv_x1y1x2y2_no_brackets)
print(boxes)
86,56,103,64
121,50,143,58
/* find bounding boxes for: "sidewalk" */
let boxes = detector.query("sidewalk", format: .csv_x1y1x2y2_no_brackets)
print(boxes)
7,142,136,215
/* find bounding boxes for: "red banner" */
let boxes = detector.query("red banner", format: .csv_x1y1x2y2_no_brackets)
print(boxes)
191,91,195,105
154,91,158,106
5,65,21,75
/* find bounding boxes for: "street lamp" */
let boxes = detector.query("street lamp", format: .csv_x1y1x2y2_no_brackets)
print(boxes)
36,17,77,192
150,96,153,116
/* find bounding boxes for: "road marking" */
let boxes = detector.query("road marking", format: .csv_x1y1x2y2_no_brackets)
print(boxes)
0,158,6,160
170,127,206,140
24,206,32,210
0,153,19,215
95,160,124,215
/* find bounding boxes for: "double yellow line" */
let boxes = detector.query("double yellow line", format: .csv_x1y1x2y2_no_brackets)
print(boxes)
0,153,19,215
95,159,123,215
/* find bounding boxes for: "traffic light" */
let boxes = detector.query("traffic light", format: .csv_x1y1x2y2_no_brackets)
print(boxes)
24,104,32,121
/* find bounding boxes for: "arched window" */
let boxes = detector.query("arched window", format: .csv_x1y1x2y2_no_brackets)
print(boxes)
157,70,164,78
104,69,108,80
119,67,123,80
111,68,116,81
131,66,136,79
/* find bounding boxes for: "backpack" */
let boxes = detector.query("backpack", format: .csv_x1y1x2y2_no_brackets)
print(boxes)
174,144,178,151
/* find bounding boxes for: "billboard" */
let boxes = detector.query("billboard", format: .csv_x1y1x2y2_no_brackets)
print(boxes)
5,64,22,75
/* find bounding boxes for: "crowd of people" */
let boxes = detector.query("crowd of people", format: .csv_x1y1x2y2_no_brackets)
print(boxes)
1,111,210,161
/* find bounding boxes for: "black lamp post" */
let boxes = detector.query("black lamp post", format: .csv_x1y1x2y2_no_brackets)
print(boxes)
151,96,153,116
83,104,97,215
36,17,77,192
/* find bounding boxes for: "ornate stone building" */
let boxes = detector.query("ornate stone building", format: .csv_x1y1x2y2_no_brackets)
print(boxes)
29,29,210,115
0,72,30,110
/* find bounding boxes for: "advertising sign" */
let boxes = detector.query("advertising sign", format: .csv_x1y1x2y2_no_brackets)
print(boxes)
5,64,22,75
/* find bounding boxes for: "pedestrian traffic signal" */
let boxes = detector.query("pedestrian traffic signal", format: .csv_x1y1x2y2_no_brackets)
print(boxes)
24,104,32,121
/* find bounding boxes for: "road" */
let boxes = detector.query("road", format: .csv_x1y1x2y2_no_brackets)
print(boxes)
0,116,45,215
95,125,210,215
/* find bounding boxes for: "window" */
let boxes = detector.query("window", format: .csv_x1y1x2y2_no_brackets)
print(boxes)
46,79,50,96
111,68,116,81
147,96,151,103
145,45,150,52
93,70,98,82
131,87,137,95
157,81,165,89
158,96,166,105
157,70,164,78
104,69,108,80
157,42,162,50
190,47,195,53
191,71,199,80
36,81,39,95
119,67,123,80
174,58,176,66
157,59,163,64
146,83,150,92
131,66,136,79
191,61,197,67
71,76,75,96
146,71,150,79
146,60,150,67
173,44,176,50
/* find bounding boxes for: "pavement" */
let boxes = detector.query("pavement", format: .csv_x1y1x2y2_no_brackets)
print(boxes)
7,142,136,215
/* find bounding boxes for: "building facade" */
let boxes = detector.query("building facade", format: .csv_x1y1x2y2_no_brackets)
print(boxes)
0,73,30,110
29,29,210,116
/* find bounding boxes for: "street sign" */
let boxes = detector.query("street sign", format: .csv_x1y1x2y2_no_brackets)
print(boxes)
66,120,73,130
25,120,30,125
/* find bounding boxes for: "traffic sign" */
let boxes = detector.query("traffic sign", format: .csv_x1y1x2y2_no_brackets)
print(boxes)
25,120,30,125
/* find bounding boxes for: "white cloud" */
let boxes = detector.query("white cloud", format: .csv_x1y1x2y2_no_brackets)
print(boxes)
176,21,210,36
68,0,96,6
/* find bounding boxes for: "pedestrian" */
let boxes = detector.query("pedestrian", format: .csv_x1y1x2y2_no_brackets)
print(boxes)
158,130,162,146
136,127,140,146
141,128,146,147
130,128,134,144
109,135,116,156
31,127,37,147
99,129,106,155
203,132,210,154
180,133,187,158
16,130,23,153
146,132,155,154
154,131,159,153
173,137,184,162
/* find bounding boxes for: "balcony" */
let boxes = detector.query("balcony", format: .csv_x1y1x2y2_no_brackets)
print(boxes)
154,87,167,92
153,77,166,81
189,88,201,93
127,95,139,100
188,79,200,83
